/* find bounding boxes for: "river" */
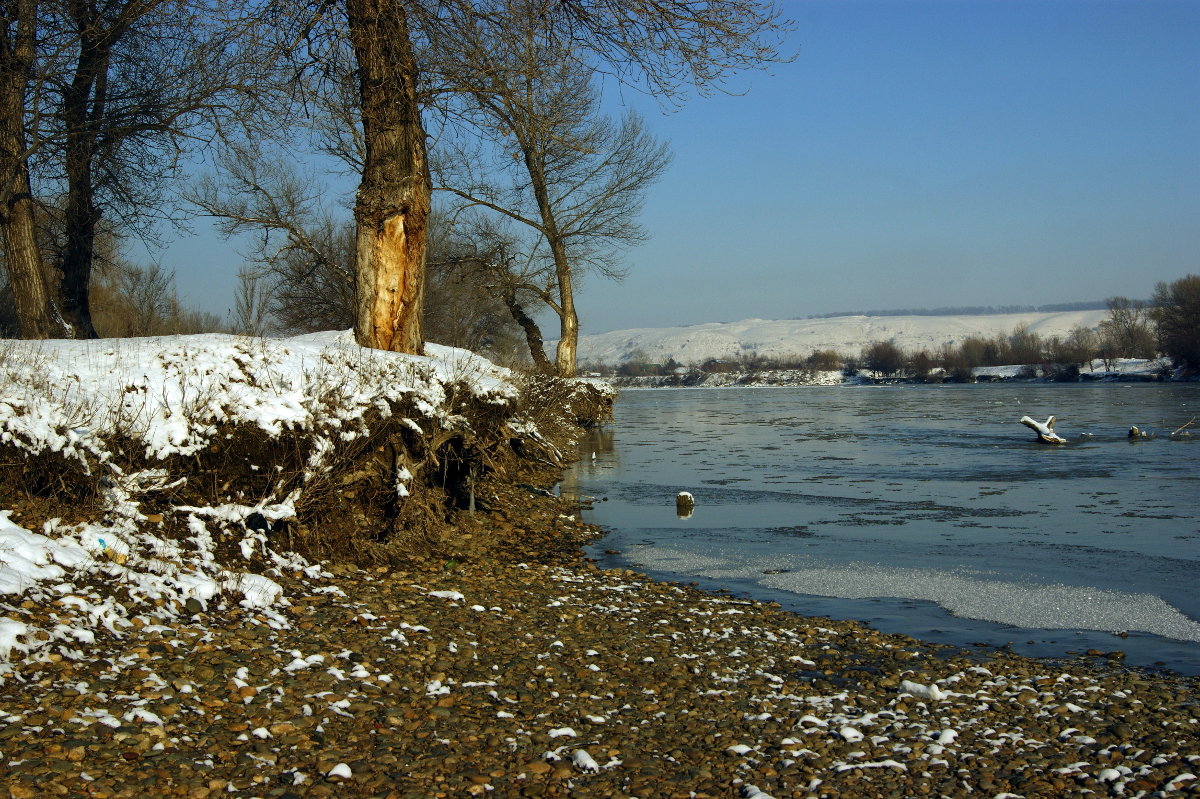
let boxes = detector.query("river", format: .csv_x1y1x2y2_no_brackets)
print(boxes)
561,383,1200,675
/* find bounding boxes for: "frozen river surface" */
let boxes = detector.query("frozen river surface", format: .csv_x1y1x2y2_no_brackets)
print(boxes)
562,383,1200,674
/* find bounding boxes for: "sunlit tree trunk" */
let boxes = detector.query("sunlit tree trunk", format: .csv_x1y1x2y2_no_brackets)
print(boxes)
550,239,578,377
346,0,427,353
0,160,60,337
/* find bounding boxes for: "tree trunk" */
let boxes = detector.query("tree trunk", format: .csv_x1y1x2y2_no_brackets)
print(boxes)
501,288,554,374
346,0,427,353
58,18,110,340
521,139,578,377
551,239,578,377
59,167,99,338
0,0,65,338
60,84,101,338
1,165,60,337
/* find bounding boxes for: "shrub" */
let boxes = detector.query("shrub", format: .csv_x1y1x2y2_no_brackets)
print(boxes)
957,336,988,368
1007,325,1045,365
805,349,842,371
1044,362,1081,382
862,340,905,377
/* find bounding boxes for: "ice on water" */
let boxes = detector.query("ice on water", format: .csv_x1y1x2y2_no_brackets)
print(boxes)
627,545,1200,642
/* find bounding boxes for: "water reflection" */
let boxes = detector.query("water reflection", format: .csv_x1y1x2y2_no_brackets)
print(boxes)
557,425,617,516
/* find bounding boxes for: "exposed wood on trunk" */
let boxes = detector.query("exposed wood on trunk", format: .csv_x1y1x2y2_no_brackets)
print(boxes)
346,0,427,353
552,239,579,378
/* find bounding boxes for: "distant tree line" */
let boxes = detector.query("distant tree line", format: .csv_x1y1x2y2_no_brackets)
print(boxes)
606,276,1200,380
805,301,1109,320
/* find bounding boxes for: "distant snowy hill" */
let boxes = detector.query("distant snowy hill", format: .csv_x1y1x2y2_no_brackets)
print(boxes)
574,310,1109,366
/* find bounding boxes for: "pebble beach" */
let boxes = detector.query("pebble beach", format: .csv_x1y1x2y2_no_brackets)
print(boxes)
2,485,1197,799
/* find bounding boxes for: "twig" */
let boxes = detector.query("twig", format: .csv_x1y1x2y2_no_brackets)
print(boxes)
1170,416,1196,437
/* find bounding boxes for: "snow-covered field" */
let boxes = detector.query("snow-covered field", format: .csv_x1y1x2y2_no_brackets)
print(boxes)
575,310,1108,366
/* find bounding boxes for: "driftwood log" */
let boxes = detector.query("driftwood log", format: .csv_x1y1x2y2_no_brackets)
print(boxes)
676,491,695,519
1020,415,1066,444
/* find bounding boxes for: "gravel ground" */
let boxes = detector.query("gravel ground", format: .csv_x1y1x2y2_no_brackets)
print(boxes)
2,491,1198,799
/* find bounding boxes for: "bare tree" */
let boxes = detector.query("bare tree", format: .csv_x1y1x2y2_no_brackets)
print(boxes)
1051,324,1099,367
862,340,905,377
423,258,526,363
1152,275,1200,370
55,0,175,338
2,0,273,339
50,0,266,338
436,6,672,375
1099,296,1156,360
192,144,524,356
188,142,357,334
1007,324,1045,365
232,265,271,336
86,259,223,336
118,261,174,336
264,0,791,355
427,217,554,371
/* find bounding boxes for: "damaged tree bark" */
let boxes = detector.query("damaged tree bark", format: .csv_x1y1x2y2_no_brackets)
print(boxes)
346,0,427,353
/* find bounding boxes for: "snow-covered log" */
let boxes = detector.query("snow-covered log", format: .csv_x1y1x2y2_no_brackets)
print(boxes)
1020,415,1066,444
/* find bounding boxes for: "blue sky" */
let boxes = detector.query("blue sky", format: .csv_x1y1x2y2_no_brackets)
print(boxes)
168,0,1199,335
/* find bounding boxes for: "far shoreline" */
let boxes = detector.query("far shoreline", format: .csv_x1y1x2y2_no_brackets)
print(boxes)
604,367,1184,389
